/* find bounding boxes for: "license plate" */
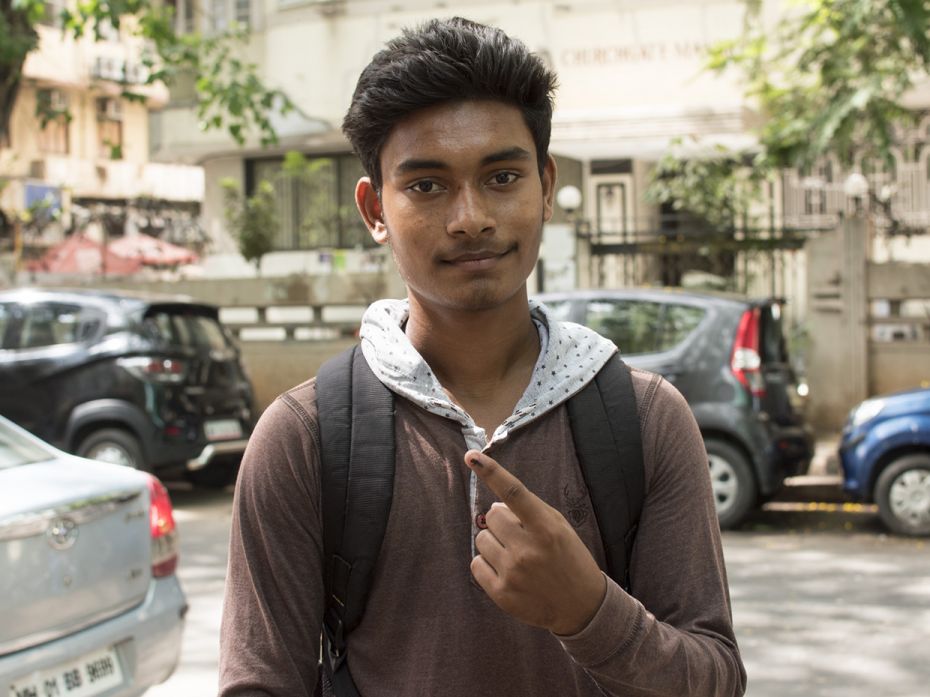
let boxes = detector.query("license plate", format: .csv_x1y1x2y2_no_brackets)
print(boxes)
204,418,242,441
9,645,123,697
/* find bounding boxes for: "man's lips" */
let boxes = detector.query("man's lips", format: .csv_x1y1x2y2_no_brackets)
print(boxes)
443,247,513,265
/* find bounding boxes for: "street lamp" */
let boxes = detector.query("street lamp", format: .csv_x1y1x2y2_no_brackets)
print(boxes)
843,171,869,215
556,185,582,216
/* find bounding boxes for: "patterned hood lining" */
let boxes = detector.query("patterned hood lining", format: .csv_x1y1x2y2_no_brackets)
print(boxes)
358,298,618,447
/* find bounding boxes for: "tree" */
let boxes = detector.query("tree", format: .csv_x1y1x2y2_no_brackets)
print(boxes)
222,177,276,274
645,138,765,233
706,0,930,173
0,0,293,148
647,0,930,244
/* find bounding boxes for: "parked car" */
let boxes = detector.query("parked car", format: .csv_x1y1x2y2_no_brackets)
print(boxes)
536,288,813,529
0,414,186,696
0,288,256,487
839,386,930,536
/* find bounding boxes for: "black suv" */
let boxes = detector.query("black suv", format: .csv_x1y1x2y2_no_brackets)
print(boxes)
537,288,813,528
0,288,256,487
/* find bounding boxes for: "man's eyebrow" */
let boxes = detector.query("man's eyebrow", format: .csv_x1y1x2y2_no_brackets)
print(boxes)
481,147,533,166
394,158,448,176
393,147,533,177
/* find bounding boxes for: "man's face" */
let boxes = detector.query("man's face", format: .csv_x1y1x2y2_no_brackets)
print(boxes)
356,99,556,314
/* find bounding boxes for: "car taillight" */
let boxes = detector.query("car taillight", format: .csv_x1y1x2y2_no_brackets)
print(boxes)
146,474,179,577
118,356,187,383
731,308,766,398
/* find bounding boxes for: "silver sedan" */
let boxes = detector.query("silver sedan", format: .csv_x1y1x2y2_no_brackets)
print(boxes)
0,415,187,697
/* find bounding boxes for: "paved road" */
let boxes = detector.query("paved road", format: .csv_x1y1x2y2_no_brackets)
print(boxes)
149,486,930,697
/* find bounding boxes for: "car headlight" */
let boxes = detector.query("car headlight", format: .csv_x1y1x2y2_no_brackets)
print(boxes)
851,398,885,427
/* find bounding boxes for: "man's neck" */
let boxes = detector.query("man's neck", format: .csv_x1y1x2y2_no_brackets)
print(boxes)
404,295,540,433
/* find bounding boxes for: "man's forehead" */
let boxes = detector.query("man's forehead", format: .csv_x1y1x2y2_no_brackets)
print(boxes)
379,99,536,170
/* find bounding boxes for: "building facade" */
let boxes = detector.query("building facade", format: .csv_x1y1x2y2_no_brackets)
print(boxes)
0,8,206,277
148,0,930,298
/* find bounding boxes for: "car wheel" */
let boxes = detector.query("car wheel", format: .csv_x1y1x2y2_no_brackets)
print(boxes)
77,428,146,470
875,454,930,537
705,438,757,530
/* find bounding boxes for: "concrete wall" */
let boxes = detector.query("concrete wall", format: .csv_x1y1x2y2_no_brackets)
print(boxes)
240,339,357,412
806,220,930,431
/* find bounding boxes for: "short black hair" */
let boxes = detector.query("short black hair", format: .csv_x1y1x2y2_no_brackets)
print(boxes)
342,17,557,191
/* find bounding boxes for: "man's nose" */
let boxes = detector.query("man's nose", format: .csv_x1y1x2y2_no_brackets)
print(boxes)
446,186,495,238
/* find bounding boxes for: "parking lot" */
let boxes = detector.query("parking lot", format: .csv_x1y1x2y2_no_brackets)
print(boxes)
149,477,930,697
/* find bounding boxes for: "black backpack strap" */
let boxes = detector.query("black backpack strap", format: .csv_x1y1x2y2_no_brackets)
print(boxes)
316,345,395,697
566,355,644,594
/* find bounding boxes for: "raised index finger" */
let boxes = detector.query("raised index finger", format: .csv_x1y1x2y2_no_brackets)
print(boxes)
465,450,546,525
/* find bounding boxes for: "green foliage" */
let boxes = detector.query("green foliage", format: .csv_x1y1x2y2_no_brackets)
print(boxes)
707,0,930,171
645,139,767,232
222,177,276,273
1,0,293,147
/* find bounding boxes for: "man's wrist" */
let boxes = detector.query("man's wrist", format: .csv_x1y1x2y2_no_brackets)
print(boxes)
551,571,607,636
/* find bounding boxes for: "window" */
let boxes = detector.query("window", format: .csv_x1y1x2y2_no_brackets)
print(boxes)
39,0,66,27
543,300,572,322
586,300,663,355
36,89,69,155
249,154,372,251
96,98,123,160
659,304,705,352
584,300,705,355
144,312,230,351
235,0,250,26
210,0,228,32
166,0,198,34
0,304,14,349
14,303,105,349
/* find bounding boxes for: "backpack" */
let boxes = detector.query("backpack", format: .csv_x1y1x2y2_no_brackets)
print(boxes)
315,345,644,697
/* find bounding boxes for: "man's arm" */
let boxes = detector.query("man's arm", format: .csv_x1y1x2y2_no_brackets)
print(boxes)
468,377,746,697
219,388,325,697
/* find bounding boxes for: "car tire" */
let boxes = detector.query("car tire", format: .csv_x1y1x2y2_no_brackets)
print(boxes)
705,438,757,530
875,454,930,537
77,428,146,470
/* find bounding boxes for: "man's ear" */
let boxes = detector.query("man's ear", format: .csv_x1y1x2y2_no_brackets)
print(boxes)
542,155,557,222
355,177,389,245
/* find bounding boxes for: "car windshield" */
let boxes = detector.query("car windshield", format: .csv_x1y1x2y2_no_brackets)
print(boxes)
0,421,55,469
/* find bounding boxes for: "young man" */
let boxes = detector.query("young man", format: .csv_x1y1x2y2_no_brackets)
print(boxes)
219,17,746,697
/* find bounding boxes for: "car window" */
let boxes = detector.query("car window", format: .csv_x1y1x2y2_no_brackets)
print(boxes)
0,422,54,469
0,304,14,349
660,304,706,350
144,311,230,352
543,300,572,322
585,300,704,355
586,300,664,354
14,302,104,349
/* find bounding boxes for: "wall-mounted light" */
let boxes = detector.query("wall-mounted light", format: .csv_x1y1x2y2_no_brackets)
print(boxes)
556,185,582,216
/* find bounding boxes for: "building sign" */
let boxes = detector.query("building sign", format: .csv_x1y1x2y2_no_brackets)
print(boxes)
560,41,712,68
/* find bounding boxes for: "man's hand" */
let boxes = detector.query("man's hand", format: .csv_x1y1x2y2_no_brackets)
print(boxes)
465,449,607,636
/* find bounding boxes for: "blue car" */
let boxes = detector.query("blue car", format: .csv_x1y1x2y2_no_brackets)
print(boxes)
839,386,930,536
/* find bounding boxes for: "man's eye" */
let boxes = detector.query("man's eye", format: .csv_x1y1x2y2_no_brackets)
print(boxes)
490,172,519,186
410,181,439,193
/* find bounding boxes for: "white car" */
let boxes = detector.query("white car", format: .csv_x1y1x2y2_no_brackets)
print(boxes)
0,415,186,697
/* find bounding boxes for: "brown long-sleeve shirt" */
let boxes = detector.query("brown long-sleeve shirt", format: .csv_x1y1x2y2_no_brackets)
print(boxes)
219,368,746,696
